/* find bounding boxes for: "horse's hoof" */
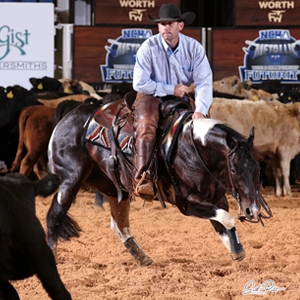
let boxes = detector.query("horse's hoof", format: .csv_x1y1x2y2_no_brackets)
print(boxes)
124,237,153,266
140,255,154,266
230,246,245,262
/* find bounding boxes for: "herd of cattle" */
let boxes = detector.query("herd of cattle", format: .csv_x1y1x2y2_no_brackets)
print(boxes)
1,75,300,299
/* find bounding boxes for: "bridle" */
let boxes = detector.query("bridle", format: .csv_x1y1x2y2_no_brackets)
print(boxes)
190,126,273,226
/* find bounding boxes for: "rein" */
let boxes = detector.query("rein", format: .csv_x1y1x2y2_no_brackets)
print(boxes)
189,126,272,226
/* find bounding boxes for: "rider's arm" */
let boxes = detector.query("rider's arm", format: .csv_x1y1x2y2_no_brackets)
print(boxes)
192,44,213,116
133,42,174,97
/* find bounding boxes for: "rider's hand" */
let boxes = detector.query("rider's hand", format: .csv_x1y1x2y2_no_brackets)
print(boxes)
174,84,189,98
192,112,206,120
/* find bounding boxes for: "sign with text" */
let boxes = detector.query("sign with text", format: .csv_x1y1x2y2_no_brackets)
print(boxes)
235,0,300,26
239,29,300,83
211,28,300,82
0,3,54,89
101,28,152,82
95,0,179,25
74,26,201,84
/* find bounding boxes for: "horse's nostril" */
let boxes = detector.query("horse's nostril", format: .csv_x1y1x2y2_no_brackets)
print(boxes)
245,207,252,217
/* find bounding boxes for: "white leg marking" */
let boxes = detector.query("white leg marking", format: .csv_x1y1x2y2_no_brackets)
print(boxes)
192,119,221,145
218,233,231,252
211,209,235,229
111,216,132,243
48,125,59,172
57,190,62,205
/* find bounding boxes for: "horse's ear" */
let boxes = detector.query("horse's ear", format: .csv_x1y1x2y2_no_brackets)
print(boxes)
247,126,254,145
226,132,237,150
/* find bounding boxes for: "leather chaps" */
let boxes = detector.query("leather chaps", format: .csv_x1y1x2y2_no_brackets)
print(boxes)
133,93,161,187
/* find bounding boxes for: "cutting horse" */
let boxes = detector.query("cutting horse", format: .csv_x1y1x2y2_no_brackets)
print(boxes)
46,93,272,265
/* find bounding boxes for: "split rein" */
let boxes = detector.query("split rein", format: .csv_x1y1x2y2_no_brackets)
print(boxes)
190,127,273,226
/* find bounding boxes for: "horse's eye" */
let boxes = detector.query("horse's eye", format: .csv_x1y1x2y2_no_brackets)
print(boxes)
231,168,235,174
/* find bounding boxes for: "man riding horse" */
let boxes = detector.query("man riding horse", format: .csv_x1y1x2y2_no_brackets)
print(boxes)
133,4,213,199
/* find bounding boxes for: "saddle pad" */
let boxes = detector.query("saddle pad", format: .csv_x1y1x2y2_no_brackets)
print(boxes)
84,108,192,160
84,108,133,156
161,111,193,163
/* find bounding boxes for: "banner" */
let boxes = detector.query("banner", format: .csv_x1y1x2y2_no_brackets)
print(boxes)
239,29,300,83
0,3,54,89
100,28,152,82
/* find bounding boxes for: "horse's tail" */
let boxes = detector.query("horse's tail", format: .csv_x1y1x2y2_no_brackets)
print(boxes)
10,108,29,172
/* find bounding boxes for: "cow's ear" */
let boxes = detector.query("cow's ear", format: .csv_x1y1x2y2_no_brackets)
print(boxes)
247,126,254,145
232,78,239,87
241,88,250,99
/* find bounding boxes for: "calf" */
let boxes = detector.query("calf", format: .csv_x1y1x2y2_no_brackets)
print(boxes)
30,76,83,99
213,75,252,97
10,106,56,179
59,79,102,100
0,85,43,170
0,173,72,300
209,98,300,196
38,94,93,108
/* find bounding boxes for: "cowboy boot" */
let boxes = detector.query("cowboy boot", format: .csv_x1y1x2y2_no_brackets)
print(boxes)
133,95,161,198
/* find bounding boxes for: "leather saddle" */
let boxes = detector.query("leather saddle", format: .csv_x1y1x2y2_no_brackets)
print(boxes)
94,91,193,134
93,91,193,204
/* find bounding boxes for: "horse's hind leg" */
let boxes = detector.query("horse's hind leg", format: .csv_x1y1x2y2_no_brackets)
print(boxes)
108,195,153,266
209,196,245,262
46,176,88,261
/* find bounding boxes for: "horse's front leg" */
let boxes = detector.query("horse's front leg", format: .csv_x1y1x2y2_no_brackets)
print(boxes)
211,195,245,261
109,196,153,266
185,194,245,262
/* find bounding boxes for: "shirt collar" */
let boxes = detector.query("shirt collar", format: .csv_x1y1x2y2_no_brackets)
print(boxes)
160,33,180,54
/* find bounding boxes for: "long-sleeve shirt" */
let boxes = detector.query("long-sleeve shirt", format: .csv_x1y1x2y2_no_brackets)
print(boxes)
133,32,213,115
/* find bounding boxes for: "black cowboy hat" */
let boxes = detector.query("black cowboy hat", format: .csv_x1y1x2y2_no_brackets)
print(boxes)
147,4,196,26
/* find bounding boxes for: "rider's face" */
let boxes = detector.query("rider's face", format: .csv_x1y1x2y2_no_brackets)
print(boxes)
158,21,184,45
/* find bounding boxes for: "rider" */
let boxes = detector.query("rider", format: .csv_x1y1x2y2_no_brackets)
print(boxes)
132,3,213,199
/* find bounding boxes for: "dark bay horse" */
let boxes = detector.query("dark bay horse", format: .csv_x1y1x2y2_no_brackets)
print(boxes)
46,98,272,266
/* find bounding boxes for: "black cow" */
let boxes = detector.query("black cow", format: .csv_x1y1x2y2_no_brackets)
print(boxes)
0,85,42,170
0,173,72,300
51,98,101,128
29,77,83,99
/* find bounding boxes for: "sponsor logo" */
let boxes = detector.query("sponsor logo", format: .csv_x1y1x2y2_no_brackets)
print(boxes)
100,28,152,82
119,0,155,22
239,29,300,83
0,61,47,70
0,25,30,61
258,1,294,23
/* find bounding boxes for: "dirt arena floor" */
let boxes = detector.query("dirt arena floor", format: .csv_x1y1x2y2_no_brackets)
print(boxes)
13,184,300,300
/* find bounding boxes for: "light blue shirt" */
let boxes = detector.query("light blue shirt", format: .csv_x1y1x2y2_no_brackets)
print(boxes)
133,32,213,115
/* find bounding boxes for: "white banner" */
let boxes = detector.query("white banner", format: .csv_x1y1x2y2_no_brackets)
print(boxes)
0,3,54,89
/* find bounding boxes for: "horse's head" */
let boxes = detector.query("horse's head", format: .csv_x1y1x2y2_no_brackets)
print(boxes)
225,126,270,223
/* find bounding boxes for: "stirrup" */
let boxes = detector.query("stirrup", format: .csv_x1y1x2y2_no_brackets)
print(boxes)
135,172,158,200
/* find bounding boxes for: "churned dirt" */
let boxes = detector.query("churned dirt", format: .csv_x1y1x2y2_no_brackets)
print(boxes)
13,184,300,300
